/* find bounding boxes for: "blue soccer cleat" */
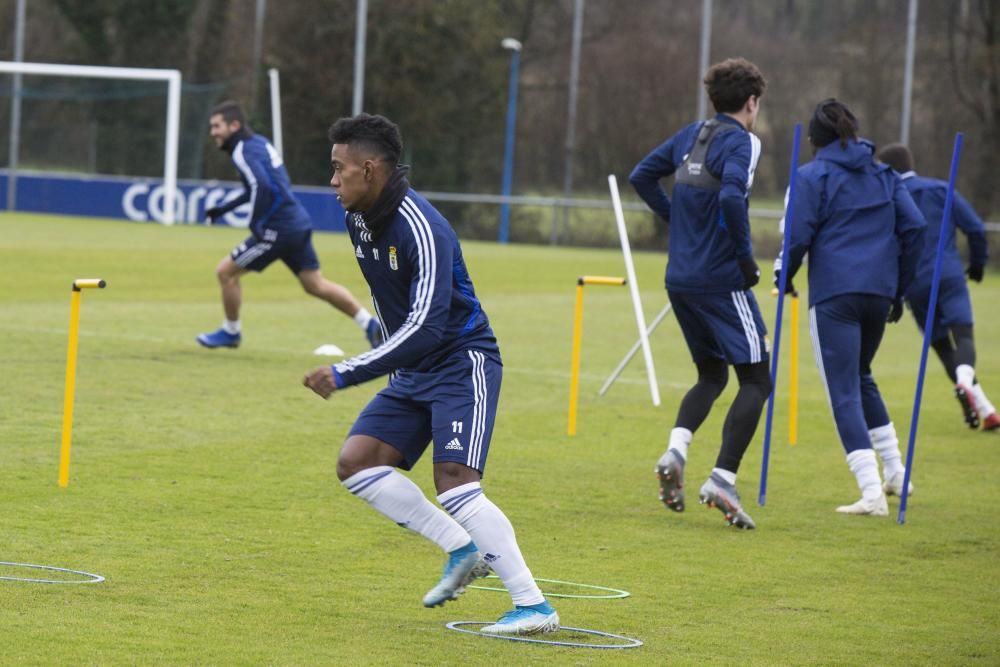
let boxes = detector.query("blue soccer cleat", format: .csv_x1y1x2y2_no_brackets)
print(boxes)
698,473,756,529
422,541,490,608
481,600,560,635
366,318,384,348
196,327,241,349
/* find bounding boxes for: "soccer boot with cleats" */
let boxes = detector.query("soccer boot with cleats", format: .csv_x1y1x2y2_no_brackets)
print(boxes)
481,601,560,635
955,384,980,429
698,473,756,529
882,471,914,498
655,449,685,512
422,541,490,608
366,318,384,348
196,327,241,349
836,494,889,516
982,412,1000,431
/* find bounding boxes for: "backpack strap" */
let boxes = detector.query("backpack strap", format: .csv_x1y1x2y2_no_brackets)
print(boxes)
674,120,741,192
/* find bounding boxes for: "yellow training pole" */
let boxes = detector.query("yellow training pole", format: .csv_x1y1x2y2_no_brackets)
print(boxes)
59,278,106,488
567,276,626,436
789,293,800,446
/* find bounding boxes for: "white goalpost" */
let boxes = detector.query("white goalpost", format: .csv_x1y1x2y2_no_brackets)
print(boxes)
0,61,182,224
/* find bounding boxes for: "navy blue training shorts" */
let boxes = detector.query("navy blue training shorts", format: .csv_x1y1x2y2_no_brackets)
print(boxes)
230,228,320,274
908,275,974,342
669,289,769,365
348,348,502,474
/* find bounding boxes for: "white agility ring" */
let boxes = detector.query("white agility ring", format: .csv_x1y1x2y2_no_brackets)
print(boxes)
468,575,630,599
446,621,643,649
0,561,104,584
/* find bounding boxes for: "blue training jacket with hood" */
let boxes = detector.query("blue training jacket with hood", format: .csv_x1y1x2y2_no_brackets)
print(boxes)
782,139,926,308
630,113,762,293
897,172,988,295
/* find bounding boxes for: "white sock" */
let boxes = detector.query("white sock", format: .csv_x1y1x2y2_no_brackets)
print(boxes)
869,422,904,479
846,448,882,501
223,319,241,335
972,382,996,416
956,364,975,388
353,308,373,329
668,427,693,462
438,482,544,607
712,467,737,486
342,466,470,553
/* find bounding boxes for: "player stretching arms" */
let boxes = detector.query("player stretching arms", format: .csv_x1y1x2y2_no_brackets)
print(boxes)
304,113,558,635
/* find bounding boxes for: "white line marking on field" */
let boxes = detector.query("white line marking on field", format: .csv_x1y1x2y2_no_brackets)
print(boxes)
0,323,690,390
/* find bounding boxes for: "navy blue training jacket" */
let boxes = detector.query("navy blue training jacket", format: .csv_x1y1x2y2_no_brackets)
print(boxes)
223,133,312,238
783,139,926,308
898,172,988,294
630,113,762,293
332,190,499,389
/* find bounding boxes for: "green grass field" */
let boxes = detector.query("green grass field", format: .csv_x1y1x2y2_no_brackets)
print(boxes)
1,213,997,665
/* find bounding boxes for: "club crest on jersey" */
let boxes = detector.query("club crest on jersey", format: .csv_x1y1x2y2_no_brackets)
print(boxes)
388,246,398,271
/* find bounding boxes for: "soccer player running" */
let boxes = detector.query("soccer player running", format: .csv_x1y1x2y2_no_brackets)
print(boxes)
630,58,771,529
303,113,558,635
776,100,926,516
877,143,997,432
196,100,382,350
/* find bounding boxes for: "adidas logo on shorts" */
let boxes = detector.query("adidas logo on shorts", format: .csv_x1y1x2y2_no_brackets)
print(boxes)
444,438,463,451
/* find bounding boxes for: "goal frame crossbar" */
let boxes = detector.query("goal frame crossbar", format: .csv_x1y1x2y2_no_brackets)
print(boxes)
1,61,182,224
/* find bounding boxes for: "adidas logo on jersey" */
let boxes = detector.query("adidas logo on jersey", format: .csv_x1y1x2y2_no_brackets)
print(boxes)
355,245,364,259
444,438,463,451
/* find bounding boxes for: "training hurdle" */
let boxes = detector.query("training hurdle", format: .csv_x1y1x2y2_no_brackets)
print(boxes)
59,278,106,488
788,292,800,445
772,287,802,445
568,276,626,436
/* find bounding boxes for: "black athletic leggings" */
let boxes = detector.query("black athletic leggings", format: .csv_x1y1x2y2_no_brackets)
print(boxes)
675,359,772,474
931,325,976,384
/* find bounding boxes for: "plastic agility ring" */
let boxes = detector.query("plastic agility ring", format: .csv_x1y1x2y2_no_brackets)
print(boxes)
446,621,642,649
468,575,630,599
0,561,105,584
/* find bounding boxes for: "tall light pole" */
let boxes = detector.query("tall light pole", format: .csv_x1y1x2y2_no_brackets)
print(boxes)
7,0,26,212
250,0,267,115
696,0,712,120
559,0,584,244
499,37,522,244
900,0,918,145
353,0,368,115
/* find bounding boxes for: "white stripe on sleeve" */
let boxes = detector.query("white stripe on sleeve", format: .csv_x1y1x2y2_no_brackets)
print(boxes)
334,197,437,376
231,141,258,213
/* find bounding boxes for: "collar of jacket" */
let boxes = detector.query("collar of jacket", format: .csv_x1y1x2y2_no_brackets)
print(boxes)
360,165,411,240
221,127,253,154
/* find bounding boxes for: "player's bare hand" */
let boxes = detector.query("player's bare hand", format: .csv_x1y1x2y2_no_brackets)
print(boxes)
304,366,337,399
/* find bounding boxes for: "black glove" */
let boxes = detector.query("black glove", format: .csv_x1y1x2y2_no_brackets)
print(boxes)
739,258,760,290
205,206,226,223
773,270,797,296
967,264,984,283
887,298,904,323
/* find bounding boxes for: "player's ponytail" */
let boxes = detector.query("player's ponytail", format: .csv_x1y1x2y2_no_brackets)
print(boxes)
808,98,859,149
